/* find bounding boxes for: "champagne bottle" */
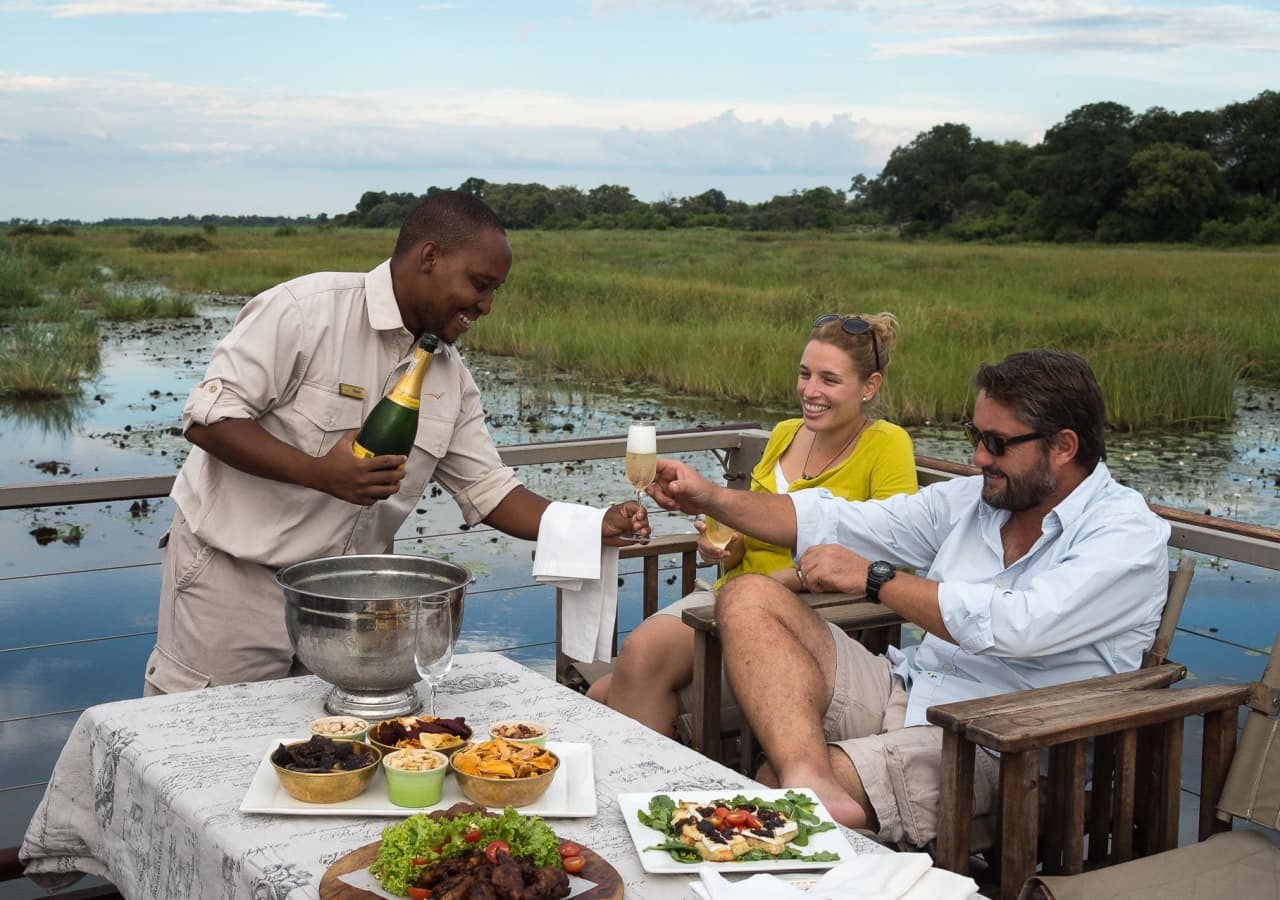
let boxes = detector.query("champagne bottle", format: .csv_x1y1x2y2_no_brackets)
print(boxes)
352,332,439,459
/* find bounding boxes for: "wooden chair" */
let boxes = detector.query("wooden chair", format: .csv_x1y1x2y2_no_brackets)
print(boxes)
554,532,701,690
680,555,1194,777
928,558,1206,900
1018,625,1280,900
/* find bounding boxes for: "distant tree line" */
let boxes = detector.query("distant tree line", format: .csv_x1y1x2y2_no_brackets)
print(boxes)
329,176,870,234
866,90,1279,245
11,91,1276,245
331,92,1278,245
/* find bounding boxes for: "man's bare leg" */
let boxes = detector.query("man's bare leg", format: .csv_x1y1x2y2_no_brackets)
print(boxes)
717,575,869,828
757,751,879,832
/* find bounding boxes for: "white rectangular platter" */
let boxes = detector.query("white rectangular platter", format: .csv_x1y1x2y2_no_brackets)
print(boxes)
241,739,596,818
617,788,856,874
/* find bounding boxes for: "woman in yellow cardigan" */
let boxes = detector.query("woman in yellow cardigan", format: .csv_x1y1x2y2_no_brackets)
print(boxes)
589,312,918,737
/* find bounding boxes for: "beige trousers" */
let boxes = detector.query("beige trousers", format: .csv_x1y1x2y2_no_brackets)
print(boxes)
826,630,999,847
143,511,304,695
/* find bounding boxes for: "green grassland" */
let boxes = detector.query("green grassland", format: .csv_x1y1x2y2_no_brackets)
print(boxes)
6,226,1279,428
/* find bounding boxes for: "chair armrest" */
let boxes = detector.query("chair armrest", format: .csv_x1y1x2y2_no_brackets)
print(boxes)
941,683,1251,753
927,663,1188,734
617,532,699,559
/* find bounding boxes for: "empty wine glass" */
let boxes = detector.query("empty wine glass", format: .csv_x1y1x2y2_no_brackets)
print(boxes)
700,514,738,580
414,595,455,718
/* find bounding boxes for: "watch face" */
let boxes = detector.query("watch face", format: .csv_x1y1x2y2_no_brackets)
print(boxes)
870,561,893,580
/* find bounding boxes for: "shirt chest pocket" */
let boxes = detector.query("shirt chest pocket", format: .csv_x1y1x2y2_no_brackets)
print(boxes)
291,381,366,457
412,412,454,459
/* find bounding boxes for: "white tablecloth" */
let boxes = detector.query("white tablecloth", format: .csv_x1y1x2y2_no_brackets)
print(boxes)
21,651,882,899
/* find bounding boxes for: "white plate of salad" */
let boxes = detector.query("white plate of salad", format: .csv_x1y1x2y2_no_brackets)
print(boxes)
618,788,855,874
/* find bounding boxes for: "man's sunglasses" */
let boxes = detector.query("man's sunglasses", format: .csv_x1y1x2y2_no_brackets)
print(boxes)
961,420,1046,457
813,315,880,372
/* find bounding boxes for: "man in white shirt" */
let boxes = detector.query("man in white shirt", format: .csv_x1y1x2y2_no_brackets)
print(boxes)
145,191,647,695
649,350,1169,846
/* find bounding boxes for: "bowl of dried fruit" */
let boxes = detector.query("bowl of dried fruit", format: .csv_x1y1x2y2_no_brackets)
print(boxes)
369,715,472,758
449,738,560,808
270,735,380,804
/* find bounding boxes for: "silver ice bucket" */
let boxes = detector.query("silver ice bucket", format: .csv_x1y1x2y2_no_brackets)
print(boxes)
276,554,471,719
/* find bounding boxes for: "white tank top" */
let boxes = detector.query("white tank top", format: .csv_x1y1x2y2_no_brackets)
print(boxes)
774,459,791,494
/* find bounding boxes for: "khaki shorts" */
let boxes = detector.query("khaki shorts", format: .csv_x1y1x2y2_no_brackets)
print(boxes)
144,510,304,695
824,626,999,847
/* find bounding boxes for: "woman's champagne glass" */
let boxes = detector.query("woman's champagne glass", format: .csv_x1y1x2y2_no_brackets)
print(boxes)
625,422,657,506
701,514,737,580
413,595,455,718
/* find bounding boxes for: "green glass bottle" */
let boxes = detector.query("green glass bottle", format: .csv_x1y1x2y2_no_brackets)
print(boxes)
352,332,439,459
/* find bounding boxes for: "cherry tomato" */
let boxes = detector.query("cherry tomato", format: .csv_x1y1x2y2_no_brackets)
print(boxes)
745,813,763,829
484,839,510,864
562,855,587,875
411,856,429,866
714,806,731,819
558,841,582,859
463,825,483,843
407,887,431,900
726,810,749,828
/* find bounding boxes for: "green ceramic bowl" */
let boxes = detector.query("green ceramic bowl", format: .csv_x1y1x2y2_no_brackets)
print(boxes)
382,748,448,808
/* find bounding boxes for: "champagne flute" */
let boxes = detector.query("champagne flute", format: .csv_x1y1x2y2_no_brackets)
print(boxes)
413,595,455,718
622,423,657,543
701,514,737,580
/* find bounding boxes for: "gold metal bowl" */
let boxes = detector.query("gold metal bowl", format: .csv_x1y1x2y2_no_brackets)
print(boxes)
368,717,470,758
448,745,560,809
270,739,380,804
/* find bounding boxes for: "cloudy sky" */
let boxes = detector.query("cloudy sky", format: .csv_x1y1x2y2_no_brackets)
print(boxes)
2,0,1278,220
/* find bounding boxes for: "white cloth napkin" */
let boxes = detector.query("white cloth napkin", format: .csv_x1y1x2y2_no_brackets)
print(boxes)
532,501,620,664
689,854,979,900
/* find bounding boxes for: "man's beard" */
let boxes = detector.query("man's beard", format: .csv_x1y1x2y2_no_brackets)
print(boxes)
982,451,1056,512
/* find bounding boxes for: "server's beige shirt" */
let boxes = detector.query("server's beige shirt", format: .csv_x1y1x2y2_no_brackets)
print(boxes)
171,260,520,568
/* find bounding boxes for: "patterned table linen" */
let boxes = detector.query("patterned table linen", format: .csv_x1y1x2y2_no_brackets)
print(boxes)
21,652,882,899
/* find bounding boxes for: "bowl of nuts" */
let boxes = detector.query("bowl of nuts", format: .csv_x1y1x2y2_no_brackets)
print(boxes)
382,748,449,807
487,720,549,748
309,715,369,744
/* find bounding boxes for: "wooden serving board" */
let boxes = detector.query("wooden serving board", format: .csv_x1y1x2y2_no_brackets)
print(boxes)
319,804,623,900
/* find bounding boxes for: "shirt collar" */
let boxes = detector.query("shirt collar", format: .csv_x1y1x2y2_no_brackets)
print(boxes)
976,459,1113,533
365,259,409,333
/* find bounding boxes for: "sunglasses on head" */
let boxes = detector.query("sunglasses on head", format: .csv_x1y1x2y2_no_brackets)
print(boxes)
813,315,880,373
961,420,1046,457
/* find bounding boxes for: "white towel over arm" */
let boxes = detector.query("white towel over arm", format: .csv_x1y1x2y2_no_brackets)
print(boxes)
532,502,620,664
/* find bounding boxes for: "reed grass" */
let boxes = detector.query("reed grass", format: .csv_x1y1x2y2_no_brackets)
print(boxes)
92,290,197,321
0,317,101,399
27,226,1280,428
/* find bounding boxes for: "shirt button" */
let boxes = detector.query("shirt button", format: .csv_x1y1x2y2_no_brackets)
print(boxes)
207,384,218,393
326,415,334,426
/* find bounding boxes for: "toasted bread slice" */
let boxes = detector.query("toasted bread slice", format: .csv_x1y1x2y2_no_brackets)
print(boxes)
692,830,750,862
740,818,798,855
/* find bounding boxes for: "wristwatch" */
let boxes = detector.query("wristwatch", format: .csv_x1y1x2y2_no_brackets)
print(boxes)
865,560,897,603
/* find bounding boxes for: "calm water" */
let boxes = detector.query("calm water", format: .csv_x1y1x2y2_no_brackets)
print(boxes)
2,303,1278,867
